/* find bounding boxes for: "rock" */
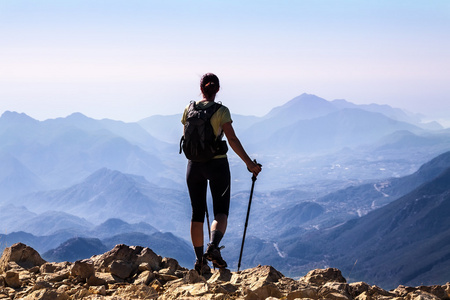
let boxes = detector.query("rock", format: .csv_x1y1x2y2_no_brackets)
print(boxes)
87,274,108,286
40,263,57,274
394,285,418,297
92,244,162,274
134,270,156,285
89,285,107,296
156,273,179,283
350,281,371,297
208,268,232,283
231,265,284,299
1,243,449,300
231,265,283,285
110,259,134,279
71,259,95,280
112,284,158,299
183,268,206,284
4,270,21,288
31,281,52,291
406,290,441,300
94,272,117,284
0,243,46,273
324,291,352,300
285,287,319,300
160,257,180,275
300,268,347,286
138,262,151,272
41,262,70,274
23,289,70,300
319,281,351,299
44,271,70,282
372,284,395,297
416,285,449,299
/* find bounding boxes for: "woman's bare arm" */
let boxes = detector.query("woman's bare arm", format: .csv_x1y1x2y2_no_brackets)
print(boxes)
222,122,261,177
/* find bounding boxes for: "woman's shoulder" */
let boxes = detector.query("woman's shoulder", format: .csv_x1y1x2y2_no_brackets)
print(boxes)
217,103,229,110
215,104,232,124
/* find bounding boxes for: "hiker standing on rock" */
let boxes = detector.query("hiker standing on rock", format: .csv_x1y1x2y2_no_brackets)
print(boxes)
180,73,261,273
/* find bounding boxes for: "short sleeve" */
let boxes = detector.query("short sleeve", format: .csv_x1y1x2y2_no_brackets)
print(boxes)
210,105,232,137
181,105,190,125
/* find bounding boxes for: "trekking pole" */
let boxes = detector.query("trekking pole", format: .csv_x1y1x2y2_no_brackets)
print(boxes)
205,201,211,239
237,160,261,272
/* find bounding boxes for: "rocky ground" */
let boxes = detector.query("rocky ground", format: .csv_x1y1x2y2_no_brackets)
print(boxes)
0,243,449,299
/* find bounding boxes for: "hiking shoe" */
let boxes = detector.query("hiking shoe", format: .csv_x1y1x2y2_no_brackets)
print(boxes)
204,243,227,268
194,257,211,275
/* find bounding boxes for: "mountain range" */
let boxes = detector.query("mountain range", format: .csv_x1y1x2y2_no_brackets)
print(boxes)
274,163,450,289
1,92,450,288
9,168,191,237
2,93,449,195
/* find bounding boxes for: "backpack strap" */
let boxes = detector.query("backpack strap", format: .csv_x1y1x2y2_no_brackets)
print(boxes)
179,135,184,154
179,101,195,154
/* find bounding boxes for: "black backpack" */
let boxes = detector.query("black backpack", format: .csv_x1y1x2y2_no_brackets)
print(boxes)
179,101,227,162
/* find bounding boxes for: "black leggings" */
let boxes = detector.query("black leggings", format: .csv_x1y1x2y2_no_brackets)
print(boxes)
187,158,231,223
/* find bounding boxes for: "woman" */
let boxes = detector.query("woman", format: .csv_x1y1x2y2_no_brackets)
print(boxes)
181,73,261,273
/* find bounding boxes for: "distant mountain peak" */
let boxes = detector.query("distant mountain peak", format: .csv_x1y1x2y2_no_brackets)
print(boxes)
83,168,138,187
66,112,90,120
286,93,330,106
265,93,337,121
99,218,129,227
0,111,38,124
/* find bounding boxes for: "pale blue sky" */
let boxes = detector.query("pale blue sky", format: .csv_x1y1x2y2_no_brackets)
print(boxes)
1,0,449,124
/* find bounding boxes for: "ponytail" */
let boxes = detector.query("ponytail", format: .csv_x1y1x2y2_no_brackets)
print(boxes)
200,73,220,99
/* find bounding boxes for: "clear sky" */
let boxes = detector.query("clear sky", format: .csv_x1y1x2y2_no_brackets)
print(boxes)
1,0,449,124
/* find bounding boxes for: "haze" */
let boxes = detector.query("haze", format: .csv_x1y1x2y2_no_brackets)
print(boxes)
1,0,449,126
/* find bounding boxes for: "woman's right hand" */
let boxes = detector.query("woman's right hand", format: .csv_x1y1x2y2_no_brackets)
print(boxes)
247,160,262,178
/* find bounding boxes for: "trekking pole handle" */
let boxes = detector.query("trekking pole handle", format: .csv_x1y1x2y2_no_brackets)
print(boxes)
248,159,262,181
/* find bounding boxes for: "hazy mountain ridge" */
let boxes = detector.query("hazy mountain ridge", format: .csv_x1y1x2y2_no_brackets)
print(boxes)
274,163,450,289
10,168,191,237
242,93,437,148
257,108,424,154
1,94,449,194
41,231,194,267
0,111,171,195
0,218,190,263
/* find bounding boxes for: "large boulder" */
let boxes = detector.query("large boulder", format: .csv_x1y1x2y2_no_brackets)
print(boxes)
300,268,347,286
91,244,163,278
0,243,46,273
71,259,95,280
231,265,285,299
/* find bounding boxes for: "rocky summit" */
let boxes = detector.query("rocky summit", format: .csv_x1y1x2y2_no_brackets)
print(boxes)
0,243,449,299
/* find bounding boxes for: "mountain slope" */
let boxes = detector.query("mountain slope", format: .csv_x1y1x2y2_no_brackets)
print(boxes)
0,111,167,189
13,168,191,236
330,167,450,288
242,94,337,144
17,211,93,236
0,154,45,201
262,108,423,154
42,237,109,262
278,165,450,289
43,112,167,151
331,99,441,130
89,218,159,239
